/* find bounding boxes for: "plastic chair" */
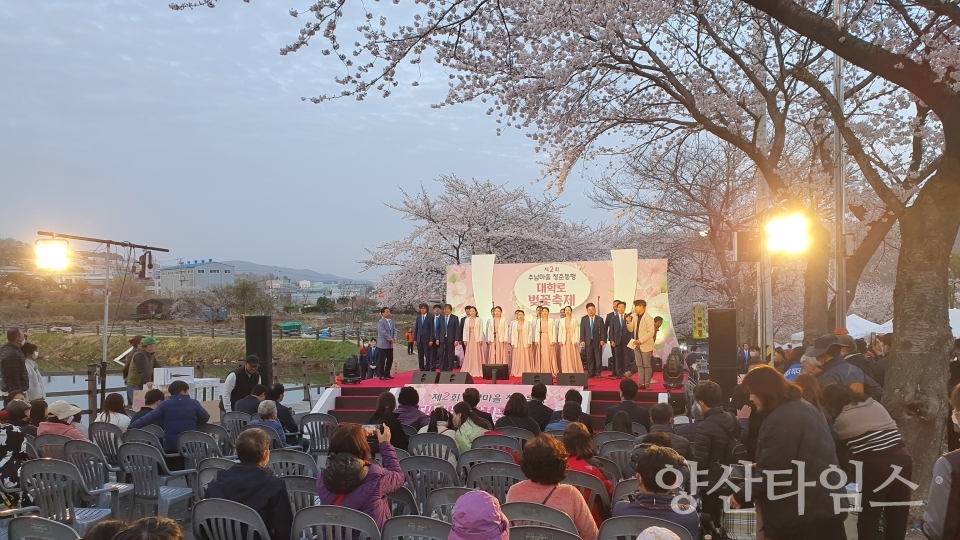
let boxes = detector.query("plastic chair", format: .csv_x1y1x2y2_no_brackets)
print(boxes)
604,422,648,436
199,457,237,471
456,448,515,483
118,442,194,518
594,431,635,447
267,448,318,477
597,515,695,540
290,505,381,540
423,486,471,523
386,486,419,517
20,459,118,536
141,424,166,441
25,442,38,460
221,411,251,444
300,413,338,457
496,426,536,447
599,440,634,476
612,479,637,504
88,422,124,470
561,470,611,517
63,440,134,517
401,424,419,439
399,456,462,514
381,516,450,540
196,467,222,500
465,462,526,504
122,430,180,460
470,434,522,458
197,423,235,456
34,434,70,460
510,525,582,540
193,498,272,540
178,430,225,470
395,448,411,460
408,433,460,463
283,475,319,514
501,502,577,534
593,455,623,483
7,516,80,540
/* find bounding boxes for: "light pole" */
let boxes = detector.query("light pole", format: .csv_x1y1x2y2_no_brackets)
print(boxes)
761,214,811,354
833,0,847,331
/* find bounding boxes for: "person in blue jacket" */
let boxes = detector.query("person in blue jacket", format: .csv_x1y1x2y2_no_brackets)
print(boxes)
129,380,209,453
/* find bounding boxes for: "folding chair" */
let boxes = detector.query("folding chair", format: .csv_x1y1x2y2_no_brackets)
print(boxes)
299,413,338,458
21,459,118,536
465,462,525,504
118,442,194,518
268,448,319,477
386,486,419,517
399,456,461,514
283,475,319,514
456,448,515,483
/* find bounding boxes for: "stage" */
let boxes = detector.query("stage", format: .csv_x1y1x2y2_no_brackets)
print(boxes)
348,368,685,393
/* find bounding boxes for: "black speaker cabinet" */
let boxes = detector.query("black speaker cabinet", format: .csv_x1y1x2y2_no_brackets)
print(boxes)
438,372,474,384
521,373,553,385
556,372,588,387
707,309,738,369
245,315,273,386
708,366,739,404
410,371,440,384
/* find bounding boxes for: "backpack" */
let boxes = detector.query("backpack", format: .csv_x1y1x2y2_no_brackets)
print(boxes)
723,435,747,465
321,453,369,499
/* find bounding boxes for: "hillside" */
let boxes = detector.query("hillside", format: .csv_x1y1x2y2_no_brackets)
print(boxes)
222,260,371,284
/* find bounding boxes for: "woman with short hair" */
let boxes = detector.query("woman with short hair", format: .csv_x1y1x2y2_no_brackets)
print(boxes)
395,386,429,430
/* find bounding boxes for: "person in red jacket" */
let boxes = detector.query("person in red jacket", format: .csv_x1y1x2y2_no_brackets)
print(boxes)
562,422,613,526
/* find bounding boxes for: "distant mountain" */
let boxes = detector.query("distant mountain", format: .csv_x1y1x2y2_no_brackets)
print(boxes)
222,260,372,284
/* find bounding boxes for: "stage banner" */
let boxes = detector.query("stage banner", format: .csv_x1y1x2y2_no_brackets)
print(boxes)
445,250,678,357
410,384,580,422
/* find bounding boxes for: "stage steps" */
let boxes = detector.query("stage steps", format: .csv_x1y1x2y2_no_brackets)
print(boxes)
587,389,660,431
328,385,383,425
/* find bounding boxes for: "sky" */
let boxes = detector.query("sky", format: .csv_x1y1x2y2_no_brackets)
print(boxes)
0,1,611,280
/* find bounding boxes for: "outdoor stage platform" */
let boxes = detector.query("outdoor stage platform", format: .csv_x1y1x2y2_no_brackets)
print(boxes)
328,368,686,432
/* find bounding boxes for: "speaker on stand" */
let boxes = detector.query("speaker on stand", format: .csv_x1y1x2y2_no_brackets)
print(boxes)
245,315,273,386
707,309,738,403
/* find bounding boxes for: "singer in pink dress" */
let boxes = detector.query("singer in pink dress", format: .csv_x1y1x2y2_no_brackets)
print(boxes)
558,306,582,373
459,306,484,379
533,307,558,376
486,306,508,366
510,310,533,377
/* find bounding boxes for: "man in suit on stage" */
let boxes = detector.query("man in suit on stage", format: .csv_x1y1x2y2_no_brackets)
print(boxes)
429,304,443,370
604,300,620,376
436,304,460,372
608,301,629,378
580,302,606,378
414,303,434,372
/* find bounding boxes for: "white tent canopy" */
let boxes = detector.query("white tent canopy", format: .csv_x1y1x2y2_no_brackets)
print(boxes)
879,308,960,338
790,314,885,342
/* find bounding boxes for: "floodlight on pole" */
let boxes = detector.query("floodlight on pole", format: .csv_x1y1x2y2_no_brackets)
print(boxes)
765,213,810,254
35,239,70,271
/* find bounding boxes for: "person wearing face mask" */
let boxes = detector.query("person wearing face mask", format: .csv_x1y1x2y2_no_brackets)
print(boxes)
37,400,88,440
0,329,29,406
20,343,45,402
924,383,960,540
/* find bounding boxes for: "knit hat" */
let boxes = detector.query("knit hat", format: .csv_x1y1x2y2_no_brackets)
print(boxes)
448,491,509,540
637,527,682,540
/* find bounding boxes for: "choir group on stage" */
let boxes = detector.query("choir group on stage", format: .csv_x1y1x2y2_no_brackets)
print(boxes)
410,299,663,388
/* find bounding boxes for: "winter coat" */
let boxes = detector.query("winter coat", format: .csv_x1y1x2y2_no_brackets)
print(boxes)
367,410,409,452
206,464,292,540
454,418,487,453
494,414,542,435
645,424,693,460
0,343,28,394
24,357,44,401
129,394,210,452
395,404,429,430
317,441,405,528
924,449,960,540
818,355,883,400
37,421,88,441
690,406,741,485
125,349,160,387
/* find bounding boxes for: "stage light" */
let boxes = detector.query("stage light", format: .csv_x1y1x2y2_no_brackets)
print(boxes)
35,238,70,271
765,213,809,254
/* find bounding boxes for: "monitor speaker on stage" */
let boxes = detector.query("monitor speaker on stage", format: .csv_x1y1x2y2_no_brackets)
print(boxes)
482,364,509,384
439,372,474,384
521,373,553,385
707,308,738,402
245,315,273,386
410,371,439,384
556,373,588,387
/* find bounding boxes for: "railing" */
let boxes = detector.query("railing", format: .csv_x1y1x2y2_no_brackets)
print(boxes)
4,322,378,342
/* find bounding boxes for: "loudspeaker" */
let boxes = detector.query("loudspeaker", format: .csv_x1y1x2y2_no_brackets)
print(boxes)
707,309,738,369
521,373,553,385
556,372,588,387
438,372,474,384
651,356,663,372
709,366,739,403
245,315,273,386
410,371,440,384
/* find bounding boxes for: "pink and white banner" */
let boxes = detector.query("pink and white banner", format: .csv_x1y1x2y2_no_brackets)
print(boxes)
409,384,581,422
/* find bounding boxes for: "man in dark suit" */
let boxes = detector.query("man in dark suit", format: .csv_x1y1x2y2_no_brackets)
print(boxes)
607,301,628,378
429,304,443,370
604,378,651,432
235,384,268,416
267,383,300,445
414,303,434,372
580,302,606,378
436,304,459,372
604,300,621,377
549,388,595,433
527,383,554,431
737,342,750,375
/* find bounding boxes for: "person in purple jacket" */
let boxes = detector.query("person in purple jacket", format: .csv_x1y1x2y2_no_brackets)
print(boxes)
395,387,429,430
317,423,404,528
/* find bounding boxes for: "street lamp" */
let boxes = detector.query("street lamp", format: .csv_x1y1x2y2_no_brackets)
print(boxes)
765,213,810,254
755,212,810,363
35,239,70,271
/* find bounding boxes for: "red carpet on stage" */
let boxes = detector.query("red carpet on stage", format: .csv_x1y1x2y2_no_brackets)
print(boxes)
349,369,683,393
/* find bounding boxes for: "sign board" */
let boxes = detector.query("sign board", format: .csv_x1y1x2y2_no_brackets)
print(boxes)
408,384,586,422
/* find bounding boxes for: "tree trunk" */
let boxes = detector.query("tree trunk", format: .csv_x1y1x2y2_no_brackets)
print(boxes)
827,212,898,323
803,221,831,345
884,156,960,504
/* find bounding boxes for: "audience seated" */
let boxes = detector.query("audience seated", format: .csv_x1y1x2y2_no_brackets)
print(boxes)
249,400,287,444
29,399,47,428
234,384,267,416
368,391,409,452
130,389,165,426
395,386,430,430
0,414,29,507
464,387,495,429
453,400,493,452
206,429,292,540
37,400,88,440
604,379,651,431
549,389,594,432
611,411,636,436
266,383,299,444
318,423,404,529
526,384,554,431
494,392,542,434
418,407,456,436
95,393,131,430
506,433,598,540
449,490,509,540
642,403,693,459
129,380,210,453
80,519,126,540
545,401,585,432
563,422,614,525
6,399,35,437
613,445,700,540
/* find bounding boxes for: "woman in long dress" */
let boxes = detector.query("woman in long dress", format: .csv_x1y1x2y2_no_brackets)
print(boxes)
557,305,582,373
533,306,558,376
486,306,508,366
510,310,533,377
459,306,485,379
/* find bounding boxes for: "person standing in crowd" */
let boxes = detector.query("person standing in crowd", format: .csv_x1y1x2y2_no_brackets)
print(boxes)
613,445,699,540
429,304,443,370
580,303,606,379
448,490,509,540
563,422,613,526
506,434,598,540
808,334,883,399
924,383,960,540
130,389,165,426
376,307,397,380
19,342,45,403
206,429,292,540
221,355,260,413
414,303,434,372
437,304,460,372
122,335,144,404
0,328,28,405
737,342,750,375
558,306,581,374
823,384,912,540
318,423,404,530
605,300,621,376
234,384,267,416
626,300,655,388
526,383,554,431
510,309,533,377
873,333,892,386
608,301,628,379
494,392,542,434
837,334,877,382
125,336,161,405
463,387,495,428
396,386,429,430
95,393,131,430
604,378,651,432
38,401,88,440
405,327,414,355
367,391,409,451
533,306,557,376
781,346,804,381
129,380,210,453
730,366,846,540
690,381,739,526
486,306,508,366
459,306,485,380
452,401,492,452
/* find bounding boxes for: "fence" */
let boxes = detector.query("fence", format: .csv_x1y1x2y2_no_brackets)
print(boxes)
5,322,378,342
